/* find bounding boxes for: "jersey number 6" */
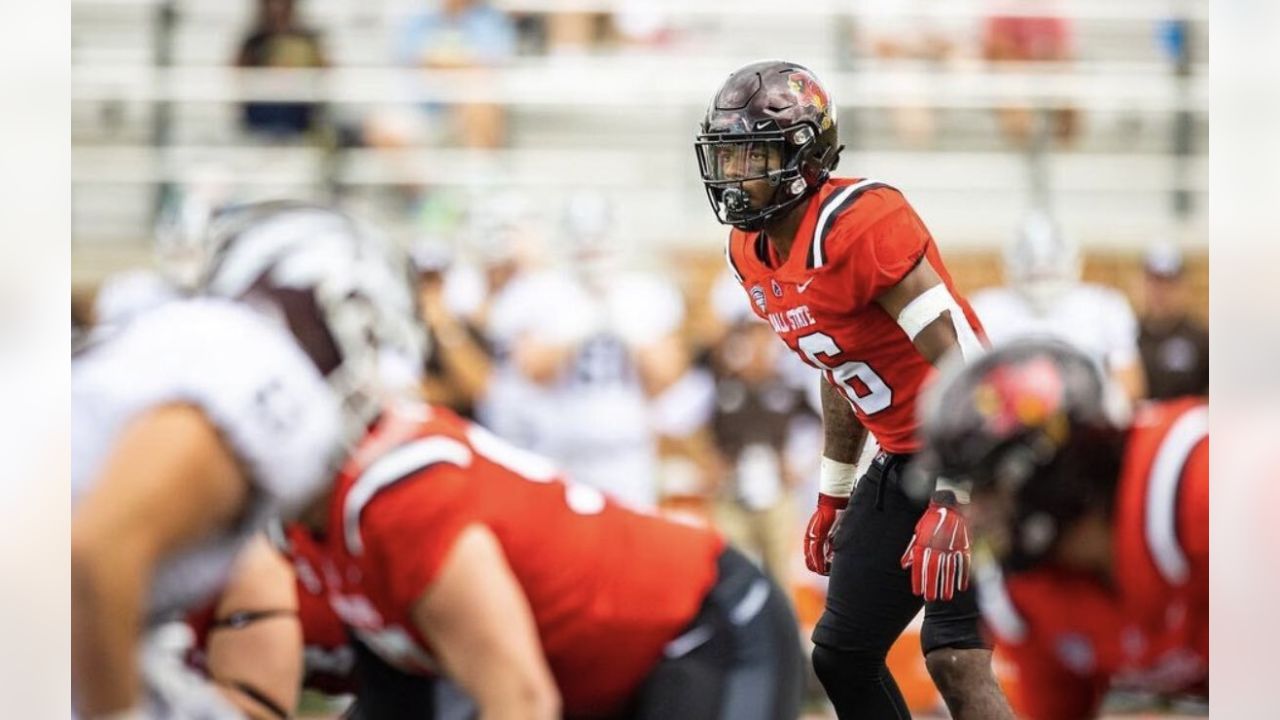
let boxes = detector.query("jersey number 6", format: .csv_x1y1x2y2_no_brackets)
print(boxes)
797,331,893,415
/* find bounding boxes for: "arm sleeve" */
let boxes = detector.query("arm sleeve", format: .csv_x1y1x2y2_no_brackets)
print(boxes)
828,199,932,309
360,467,484,615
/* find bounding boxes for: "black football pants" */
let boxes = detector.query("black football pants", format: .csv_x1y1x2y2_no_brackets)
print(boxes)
625,546,804,720
810,453,989,720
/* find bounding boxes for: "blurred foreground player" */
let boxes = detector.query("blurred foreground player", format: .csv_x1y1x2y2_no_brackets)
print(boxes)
918,340,1208,719
289,401,804,720
71,201,422,718
697,59,1012,718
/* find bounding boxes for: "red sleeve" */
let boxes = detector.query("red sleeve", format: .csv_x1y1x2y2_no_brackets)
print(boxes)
360,466,482,614
827,194,931,308
1001,638,1108,720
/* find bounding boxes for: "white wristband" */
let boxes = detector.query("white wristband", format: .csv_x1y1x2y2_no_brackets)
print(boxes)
819,457,858,497
936,476,971,504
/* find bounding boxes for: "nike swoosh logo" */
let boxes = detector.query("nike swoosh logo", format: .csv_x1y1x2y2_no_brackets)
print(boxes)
797,277,815,293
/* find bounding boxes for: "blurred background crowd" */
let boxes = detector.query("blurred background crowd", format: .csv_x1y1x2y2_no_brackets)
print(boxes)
70,0,1208,716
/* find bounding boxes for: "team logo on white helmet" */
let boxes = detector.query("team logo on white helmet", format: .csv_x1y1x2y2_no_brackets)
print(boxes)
200,201,425,444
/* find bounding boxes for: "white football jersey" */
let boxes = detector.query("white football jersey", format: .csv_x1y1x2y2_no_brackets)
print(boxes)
970,284,1140,371
92,269,182,330
72,298,344,619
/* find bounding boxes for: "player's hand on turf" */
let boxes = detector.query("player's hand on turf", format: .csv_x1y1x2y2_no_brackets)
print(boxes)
805,493,848,576
900,491,970,601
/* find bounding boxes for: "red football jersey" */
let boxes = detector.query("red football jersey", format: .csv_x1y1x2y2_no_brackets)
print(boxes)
978,399,1209,720
291,403,725,717
726,178,984,453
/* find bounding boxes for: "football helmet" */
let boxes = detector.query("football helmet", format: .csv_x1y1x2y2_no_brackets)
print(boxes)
1003,209,1081,314
696,60,843,231
916,339,1128,573
199,201,426,445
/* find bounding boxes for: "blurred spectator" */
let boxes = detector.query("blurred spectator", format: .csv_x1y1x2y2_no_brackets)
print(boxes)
544,11,613,55
478,192,688,511
235,0,328,140
971,210,1147,401
981,4,1080,148
1137,241,1209,399
513,3,668,57
710,267,823,413
397,0,516,148
412,242,494,419
705,319,815,584
859,0,967,148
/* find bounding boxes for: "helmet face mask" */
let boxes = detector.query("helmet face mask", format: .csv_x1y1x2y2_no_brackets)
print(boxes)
696,128,812,229
696,61,842,231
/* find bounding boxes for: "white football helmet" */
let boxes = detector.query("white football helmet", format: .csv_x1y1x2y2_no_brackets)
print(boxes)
199,201,426,445
1003,209,1080,314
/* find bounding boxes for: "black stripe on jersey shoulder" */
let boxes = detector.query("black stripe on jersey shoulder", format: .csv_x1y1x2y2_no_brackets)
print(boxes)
806,182,895,270
754,232,771,265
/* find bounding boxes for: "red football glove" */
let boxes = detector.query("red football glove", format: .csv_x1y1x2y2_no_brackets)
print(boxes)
900,492,971,602
804,493,848,575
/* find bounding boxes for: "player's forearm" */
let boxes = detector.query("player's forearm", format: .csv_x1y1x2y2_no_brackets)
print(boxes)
441,638,560,720
205,538,303,720
217,686,292,720
820,379,866,465
473,675,561,720
70,538,149,715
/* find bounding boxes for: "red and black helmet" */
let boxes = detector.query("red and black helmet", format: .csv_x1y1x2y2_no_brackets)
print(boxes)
916,339,1130,573
695,60,843,231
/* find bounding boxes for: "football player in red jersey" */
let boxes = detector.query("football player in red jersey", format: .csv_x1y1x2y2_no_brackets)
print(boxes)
287,400,805,720
917,340,1208,719
696,60,1013,719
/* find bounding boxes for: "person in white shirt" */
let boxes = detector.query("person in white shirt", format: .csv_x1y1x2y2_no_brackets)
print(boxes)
480,192,689,511
970,210,1146,401
71,201,423,720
